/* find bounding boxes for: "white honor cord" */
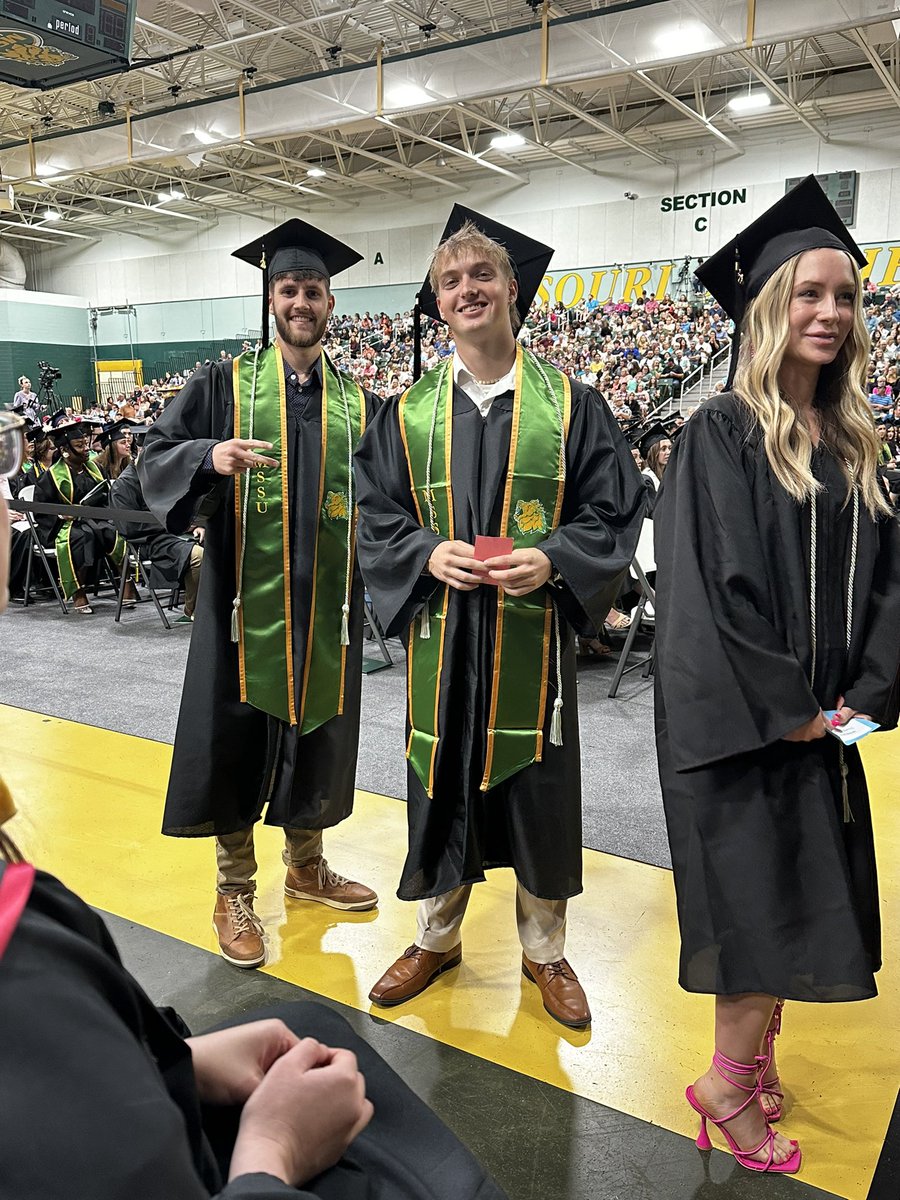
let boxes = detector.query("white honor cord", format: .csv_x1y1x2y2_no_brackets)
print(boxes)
337,364,353,647
528,350,567,746
232,345,261,643
549,600,564,746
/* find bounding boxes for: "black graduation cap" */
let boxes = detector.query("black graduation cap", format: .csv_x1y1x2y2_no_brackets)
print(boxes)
46,414,101,445
23,420,44,444
232,218,363,349
625,421,670,458
412,205,554,379
99,418,139,448
695,175,867,388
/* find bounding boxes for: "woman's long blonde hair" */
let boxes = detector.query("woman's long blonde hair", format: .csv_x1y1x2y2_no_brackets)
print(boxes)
733,251,891,518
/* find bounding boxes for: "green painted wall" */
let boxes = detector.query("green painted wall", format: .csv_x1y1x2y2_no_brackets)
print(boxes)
0,280,420,410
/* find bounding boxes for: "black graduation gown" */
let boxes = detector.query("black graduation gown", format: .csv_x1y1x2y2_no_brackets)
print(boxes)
0,867,507,1200
137,360,380,838
111,463,195,589
355,380,645,901
33,464,119,585
654,394,900,1001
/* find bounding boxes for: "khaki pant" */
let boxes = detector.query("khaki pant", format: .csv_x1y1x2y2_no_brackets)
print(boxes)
416,882,567,965
215,826,323,894
183,543,203,618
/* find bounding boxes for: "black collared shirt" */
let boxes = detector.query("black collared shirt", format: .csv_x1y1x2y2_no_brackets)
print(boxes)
284,356,323,422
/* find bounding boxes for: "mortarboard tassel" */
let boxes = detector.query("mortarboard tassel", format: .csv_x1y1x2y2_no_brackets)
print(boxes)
419,604,431,639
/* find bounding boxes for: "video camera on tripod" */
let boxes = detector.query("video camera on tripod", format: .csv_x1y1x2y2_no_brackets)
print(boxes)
36,361,63,419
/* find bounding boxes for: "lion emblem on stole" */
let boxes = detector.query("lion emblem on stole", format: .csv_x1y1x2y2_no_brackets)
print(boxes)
323,490,349,520
513,498,548,536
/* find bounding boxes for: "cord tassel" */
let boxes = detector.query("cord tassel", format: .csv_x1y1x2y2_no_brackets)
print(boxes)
231,597,241,643
340,602,350,646
550,697,563,746
419,604,431,639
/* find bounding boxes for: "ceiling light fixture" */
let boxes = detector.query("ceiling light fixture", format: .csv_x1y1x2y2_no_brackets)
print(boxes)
387,82,431,107
653,20,718,56
156,188,185,202
306,166,326,178
728,92,771,112
490,131,525,149
42,208,61,220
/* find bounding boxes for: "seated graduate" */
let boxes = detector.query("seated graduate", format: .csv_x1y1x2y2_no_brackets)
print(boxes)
8,421,52,497
94,416,138,481
111,459,204,619
32,412,133,615
0,469,508,1200
0,412,30,599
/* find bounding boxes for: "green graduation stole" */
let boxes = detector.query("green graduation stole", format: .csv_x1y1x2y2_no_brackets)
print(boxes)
48,458,125,600
232,346,365,731
399,345,571,797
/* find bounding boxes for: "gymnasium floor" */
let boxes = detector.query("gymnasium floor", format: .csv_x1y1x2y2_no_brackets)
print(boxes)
1,601,898,1199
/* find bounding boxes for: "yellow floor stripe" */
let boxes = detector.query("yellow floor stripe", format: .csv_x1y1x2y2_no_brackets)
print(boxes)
2,702,898,1198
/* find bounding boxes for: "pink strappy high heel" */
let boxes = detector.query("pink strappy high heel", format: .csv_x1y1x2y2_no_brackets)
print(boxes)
761,999,785,1121
685,1046,802,1174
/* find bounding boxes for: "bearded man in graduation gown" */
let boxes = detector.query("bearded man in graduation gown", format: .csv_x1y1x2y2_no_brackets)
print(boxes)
139,220,379,969
354,209,645,1028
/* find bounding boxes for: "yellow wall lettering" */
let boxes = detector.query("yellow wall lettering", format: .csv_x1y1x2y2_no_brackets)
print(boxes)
554,272,585,307
622,266,652,302
876,246,900,288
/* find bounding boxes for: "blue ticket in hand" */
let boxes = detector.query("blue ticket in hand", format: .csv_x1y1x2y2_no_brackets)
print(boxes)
823,711,880,745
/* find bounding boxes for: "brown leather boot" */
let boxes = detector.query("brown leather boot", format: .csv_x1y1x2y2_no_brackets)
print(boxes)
213,891,265,968
369,944,462,1006
284,857,377,911
522,954,591,1028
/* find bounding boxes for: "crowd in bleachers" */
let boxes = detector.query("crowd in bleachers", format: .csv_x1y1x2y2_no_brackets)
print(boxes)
7,282,900,505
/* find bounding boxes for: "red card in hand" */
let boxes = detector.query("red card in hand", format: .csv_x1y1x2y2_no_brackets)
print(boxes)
473,535,514,586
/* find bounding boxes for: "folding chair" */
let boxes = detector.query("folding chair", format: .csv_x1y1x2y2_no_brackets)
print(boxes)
608,518,656,699
114,541,175,629
362,592,393,672
17,485,69,614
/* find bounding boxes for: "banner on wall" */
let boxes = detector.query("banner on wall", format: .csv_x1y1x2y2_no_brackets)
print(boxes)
537,243,900,308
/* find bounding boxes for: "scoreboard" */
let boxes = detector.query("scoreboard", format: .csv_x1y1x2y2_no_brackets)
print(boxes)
785,170,859,227
0,0,134,89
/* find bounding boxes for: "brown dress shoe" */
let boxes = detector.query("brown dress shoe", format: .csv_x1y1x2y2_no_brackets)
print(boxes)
284,857,378,912
213,891,265,968
369,944,462,1007
522,955,591,1029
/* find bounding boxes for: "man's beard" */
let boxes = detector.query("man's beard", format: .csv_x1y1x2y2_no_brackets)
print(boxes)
274,309,328,349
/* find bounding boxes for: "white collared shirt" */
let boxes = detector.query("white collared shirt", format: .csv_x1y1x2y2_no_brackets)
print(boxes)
453,352,516,418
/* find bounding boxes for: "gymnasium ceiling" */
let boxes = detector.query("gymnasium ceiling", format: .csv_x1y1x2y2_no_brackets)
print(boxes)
1,0,900,247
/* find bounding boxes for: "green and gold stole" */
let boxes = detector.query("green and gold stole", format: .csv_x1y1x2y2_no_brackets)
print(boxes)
48,458,124,600
399,345,571,797
232,346,365,731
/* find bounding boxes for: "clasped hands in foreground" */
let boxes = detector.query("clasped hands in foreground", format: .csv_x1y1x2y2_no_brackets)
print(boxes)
427,540,552,596
187,1019,372,1188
